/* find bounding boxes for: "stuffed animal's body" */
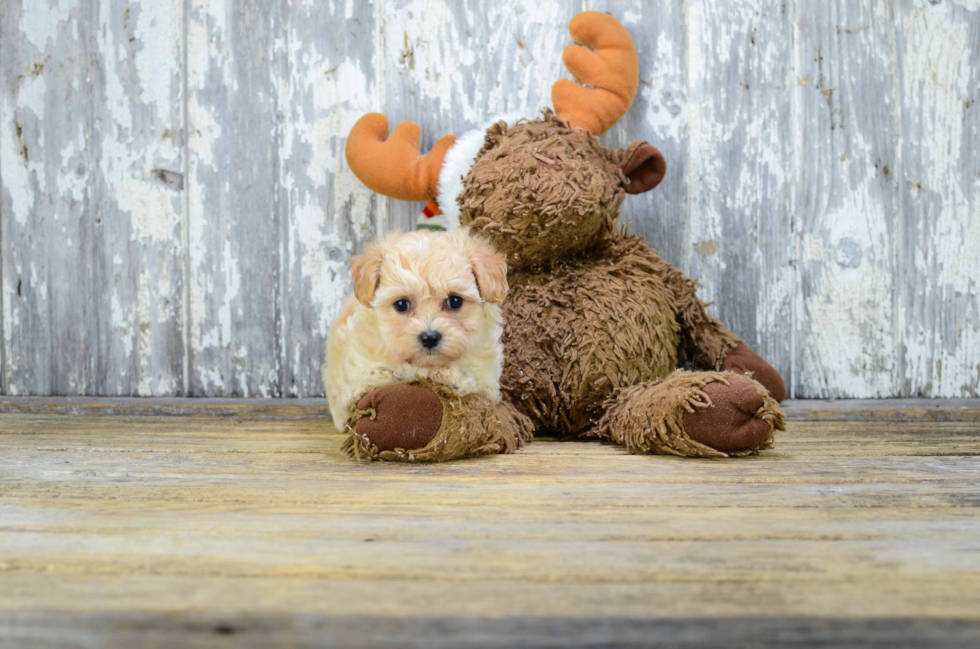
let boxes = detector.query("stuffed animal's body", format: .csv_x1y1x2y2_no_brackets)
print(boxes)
340,12,785,461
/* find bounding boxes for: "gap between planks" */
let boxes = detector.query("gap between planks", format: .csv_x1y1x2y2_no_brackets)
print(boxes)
0,397,978,422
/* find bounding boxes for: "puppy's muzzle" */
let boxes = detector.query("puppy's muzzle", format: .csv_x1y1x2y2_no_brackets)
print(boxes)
418,330,442,350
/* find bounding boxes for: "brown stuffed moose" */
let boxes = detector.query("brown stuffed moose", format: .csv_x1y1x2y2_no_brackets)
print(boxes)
340,11,786,461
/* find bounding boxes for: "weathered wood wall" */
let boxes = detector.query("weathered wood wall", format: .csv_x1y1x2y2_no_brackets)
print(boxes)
1,0,977,398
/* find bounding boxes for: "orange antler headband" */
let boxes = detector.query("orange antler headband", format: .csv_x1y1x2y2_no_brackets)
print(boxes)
346,12,639,202
552,12,639,135
345,114,456,202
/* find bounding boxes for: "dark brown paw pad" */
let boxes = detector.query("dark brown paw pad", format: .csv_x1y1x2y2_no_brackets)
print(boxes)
354,384,443,452
682,376,772,454
721,344,787,403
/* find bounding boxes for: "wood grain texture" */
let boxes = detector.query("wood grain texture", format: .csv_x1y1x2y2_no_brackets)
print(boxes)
897,0,980,398
1,0,186,396
278,0,381,397
682,0,794,385
3,614,979,649
795,0,902,398
2,0,979,398
381,0,585,230
186,0,283,397
1,395,979,421
0,409,978,645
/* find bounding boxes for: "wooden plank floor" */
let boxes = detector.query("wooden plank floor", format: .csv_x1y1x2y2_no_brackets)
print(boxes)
1,399,979,648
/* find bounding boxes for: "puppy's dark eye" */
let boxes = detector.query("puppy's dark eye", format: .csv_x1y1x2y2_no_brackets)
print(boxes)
446,295,464,310
393,299,410,313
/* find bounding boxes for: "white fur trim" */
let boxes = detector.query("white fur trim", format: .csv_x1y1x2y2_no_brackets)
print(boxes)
436,113,526,229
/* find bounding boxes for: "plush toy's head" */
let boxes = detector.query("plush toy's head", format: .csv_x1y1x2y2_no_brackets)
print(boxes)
346,12,666,270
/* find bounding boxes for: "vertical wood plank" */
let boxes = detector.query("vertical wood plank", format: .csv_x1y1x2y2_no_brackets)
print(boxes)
596,0,691,285
680,0,794,384
381,0,584,232
278,0,381,397
1,0,185,396
795,1,901,398
896,0,980,397
186,0,282,396
0,0,975,399
679,0,794,378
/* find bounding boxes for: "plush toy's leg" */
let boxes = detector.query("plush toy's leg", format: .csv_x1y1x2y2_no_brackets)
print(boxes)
662,260,787,402
341,378,533,462
594,370,785,458
720,344,787,402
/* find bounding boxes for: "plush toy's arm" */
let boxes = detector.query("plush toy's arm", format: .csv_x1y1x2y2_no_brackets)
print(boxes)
662,265,743,370
663,266,787,402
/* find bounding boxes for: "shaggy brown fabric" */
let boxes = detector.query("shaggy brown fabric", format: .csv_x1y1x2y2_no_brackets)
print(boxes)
460,112,624,269
499,232,749,438
656,257,745,371
352,383,444,452
343,11,787,461
721,344,787,403
593,370,784,458
342,379,533,463
500,234,678,436
452,112,782,456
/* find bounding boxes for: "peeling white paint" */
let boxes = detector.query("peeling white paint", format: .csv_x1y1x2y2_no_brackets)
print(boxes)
19,0,79,51
2,0,978,397
638,30,686,143
897,2,979,397
117,176,179,242
1,72,48,225
1,103,36,224
799,187,897,397
133,2,182,116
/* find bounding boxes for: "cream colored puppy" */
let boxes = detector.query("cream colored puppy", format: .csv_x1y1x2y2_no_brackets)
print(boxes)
323,229,508,430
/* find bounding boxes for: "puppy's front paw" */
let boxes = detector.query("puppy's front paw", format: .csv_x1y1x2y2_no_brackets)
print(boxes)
351,383,443,452
430,367,477,396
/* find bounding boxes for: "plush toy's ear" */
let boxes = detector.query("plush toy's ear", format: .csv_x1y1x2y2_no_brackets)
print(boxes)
459,231,508,304
618,141,667,194
350,241,385,307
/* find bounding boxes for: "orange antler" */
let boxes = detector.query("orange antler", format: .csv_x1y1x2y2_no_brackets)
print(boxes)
345,114,457,201
552,12,639,135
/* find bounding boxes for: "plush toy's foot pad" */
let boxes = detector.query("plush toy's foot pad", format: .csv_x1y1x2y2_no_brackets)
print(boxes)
594,370,784,458
342,379,534,463
721,344,787,403
682,375,774,453
353,383,443,452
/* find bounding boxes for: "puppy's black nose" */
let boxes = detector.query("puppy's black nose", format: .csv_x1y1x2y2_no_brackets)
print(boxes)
418,330,442,350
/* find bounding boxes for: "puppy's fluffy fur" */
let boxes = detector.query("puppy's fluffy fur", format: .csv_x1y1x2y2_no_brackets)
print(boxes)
323,229,508,430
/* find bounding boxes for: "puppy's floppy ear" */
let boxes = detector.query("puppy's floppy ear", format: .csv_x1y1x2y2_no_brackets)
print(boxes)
460,231,508,304
350,241,385,307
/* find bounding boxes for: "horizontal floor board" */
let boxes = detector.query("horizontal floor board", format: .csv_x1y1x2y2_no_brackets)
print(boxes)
2,398,979,422
0,404,978,643
3,612,979,649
